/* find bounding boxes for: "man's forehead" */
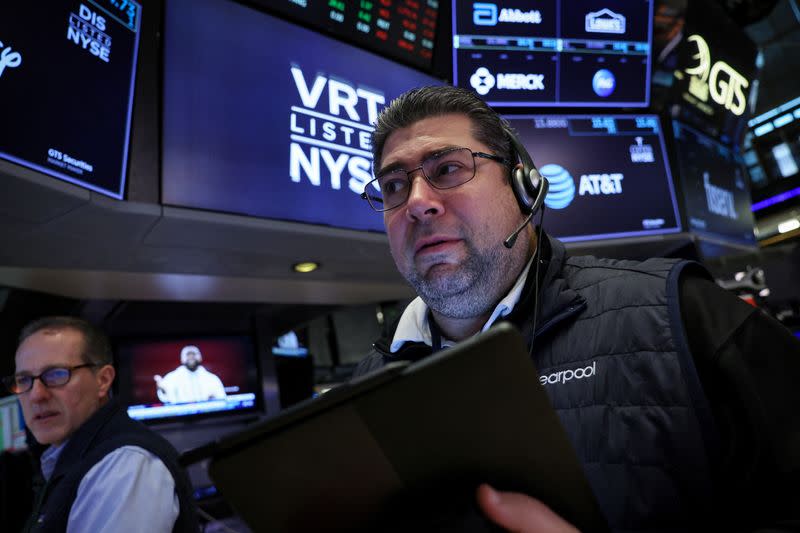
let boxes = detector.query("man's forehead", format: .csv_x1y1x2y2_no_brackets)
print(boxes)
15,328,84,369
379,114,480,168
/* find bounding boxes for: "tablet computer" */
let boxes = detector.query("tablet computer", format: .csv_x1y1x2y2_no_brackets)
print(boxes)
195,322,609,532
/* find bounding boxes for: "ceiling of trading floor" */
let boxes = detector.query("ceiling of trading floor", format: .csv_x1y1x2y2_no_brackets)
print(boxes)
745,0,800,114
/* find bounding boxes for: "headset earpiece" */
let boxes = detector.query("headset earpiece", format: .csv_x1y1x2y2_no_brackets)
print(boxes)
505,126,548,215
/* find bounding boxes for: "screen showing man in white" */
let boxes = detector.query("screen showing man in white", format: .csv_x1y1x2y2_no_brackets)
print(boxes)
154,345,226,404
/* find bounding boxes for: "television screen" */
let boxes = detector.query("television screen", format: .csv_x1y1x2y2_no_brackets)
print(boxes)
162,0,440,233
672,121,757,245
0,395,27,452
115,336,261,422
0,0,141,199
260,0,439,71
453,0,653,107
505,114,681,241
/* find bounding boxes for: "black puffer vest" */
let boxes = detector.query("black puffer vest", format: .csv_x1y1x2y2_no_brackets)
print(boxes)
356,235,719,532
24,399,199,533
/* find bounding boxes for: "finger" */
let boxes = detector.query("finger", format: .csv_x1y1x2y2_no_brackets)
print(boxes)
476,484,579,533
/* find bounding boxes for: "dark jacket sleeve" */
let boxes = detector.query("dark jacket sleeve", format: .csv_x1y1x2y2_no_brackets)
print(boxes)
680,273,800,532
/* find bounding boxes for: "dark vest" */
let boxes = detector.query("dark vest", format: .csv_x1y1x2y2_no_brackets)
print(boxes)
24,399,198,533
357,235,719,532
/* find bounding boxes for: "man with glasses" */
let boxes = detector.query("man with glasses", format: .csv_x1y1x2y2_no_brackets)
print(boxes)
354,86,800,531
5,316,198,532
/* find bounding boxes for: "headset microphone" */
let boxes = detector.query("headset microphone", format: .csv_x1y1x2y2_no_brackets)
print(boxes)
503,211,534,249
503,172,548,248
502,125,549,249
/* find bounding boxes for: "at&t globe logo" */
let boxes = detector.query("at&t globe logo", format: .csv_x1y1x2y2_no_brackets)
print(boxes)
470,67,495,95
540,164,575,209
592,69,615,97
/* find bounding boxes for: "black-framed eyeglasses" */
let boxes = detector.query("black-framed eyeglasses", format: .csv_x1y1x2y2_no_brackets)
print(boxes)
361,147,510,212
2,364,98,394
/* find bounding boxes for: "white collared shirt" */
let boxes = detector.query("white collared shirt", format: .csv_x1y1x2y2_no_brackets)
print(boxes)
389,257,535,352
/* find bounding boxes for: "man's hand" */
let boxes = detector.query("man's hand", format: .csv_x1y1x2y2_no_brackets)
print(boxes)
476,484,580,533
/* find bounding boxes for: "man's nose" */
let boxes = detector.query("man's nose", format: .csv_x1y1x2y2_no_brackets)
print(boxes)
28,378,50,401
405,171,444,221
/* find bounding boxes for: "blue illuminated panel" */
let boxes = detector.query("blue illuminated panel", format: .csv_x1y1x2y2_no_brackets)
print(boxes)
163,0,439,233
505,115,680,241
0,0,141,199
454,1,653,107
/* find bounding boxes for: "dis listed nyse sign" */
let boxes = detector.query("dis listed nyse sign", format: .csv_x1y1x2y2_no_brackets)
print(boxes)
287,66,386,197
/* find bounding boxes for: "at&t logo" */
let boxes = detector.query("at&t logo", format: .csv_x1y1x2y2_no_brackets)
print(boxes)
0,40,22,78
540,164,576,209
541,163,625,208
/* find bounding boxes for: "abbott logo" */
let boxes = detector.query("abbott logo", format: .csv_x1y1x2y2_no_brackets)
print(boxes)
470,67,495,95
0,40,22,78
473,3,498,26
539,362,597,386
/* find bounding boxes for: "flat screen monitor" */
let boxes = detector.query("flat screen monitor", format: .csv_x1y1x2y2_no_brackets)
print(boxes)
0,0,142,199
671,121,757,245
115,336,262,423
505,115,681,242
162,0,441,233
0,395,27,452
260,0,439,71
453,0,653,107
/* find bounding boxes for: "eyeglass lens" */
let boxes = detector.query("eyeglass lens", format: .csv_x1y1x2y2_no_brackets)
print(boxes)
5,367,73,393
367,148,477,211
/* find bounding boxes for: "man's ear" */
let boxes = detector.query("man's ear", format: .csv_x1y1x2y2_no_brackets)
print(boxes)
96,364,116,398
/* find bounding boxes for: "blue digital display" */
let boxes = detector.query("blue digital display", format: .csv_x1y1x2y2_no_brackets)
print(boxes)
0,0,141,199
506,115,681,242
97,0,139,31
454,0,653,107
162,0,439,233
672,121,757,245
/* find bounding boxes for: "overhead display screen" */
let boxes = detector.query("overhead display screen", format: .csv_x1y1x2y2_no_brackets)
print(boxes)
453,0,653,107
672,122,756,245
671,0,757,144
262,0,439,71
162,0,439,233
506,115,680,241
0,0,142,199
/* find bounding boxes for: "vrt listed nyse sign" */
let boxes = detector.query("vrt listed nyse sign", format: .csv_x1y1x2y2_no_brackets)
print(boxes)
288,67,385,196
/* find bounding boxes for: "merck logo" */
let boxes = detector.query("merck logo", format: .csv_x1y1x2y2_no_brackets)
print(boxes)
0,40,22,78
539,362,597,386
470,67,495,95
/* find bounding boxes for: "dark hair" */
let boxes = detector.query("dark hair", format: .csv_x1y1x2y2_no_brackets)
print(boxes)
18,316,113,367
371,85,515,169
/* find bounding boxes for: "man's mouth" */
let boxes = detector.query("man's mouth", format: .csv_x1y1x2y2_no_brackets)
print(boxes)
415,237,459,256
34,411,59,422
